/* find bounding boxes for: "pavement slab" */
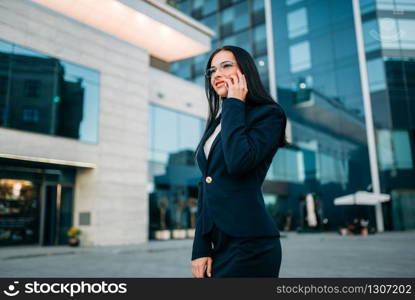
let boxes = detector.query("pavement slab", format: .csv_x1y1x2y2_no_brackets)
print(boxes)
1,231,414,278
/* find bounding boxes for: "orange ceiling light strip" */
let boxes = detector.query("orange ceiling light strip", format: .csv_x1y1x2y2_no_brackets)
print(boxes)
31,0,210,62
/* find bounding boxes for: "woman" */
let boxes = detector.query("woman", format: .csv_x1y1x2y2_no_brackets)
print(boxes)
191,46,289,278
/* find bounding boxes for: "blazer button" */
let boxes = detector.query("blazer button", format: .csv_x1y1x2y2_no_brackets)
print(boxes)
205,176,212,183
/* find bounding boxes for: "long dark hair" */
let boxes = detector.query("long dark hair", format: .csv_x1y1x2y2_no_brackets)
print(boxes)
194,45,290,161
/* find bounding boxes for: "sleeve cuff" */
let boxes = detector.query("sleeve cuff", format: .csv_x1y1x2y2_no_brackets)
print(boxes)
224,97,246,106
191,233,212,261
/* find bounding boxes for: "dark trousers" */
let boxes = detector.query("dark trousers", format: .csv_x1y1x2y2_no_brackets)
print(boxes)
209,224,282,278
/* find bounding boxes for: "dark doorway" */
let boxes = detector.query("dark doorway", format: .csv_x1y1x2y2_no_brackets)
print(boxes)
42,184,74,245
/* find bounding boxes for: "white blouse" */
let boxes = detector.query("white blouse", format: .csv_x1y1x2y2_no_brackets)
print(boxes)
204,103,222,159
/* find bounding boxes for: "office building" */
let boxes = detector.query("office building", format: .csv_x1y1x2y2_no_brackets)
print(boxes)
168,0,415,232
0,0,214,246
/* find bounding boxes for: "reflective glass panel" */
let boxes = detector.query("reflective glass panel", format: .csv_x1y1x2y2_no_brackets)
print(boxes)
287,7,308,39
0,40,99,143
289,41,311,73
367,58,387,92
148,103,206,237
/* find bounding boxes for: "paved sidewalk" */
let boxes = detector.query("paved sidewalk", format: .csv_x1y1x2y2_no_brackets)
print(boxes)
1,231,414,277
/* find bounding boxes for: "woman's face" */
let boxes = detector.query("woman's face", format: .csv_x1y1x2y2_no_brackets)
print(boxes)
209,50,242,98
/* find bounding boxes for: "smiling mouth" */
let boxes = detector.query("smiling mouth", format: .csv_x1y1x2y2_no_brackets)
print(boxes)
215,82,225,87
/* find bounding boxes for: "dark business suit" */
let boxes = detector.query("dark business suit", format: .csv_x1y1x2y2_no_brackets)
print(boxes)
191,97,287,276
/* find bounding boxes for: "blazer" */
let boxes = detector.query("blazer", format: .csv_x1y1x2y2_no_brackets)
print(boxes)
191,97,287,260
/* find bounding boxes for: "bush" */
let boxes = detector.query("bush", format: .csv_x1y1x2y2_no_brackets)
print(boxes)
67,227,81,238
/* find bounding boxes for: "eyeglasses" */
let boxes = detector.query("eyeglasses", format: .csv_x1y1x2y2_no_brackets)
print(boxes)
205,61,237,78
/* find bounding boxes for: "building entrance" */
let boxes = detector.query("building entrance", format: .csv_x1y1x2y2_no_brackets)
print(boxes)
42,184,74,245
0,163,75,246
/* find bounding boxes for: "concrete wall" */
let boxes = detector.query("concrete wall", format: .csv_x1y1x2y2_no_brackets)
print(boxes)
0,0,150,246
149,67,207,120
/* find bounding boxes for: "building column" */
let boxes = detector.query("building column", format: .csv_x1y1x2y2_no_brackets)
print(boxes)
352,0,384,232
264,0,277,100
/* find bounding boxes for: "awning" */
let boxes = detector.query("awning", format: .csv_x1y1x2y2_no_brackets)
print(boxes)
334,191,390,206
0,153,96,169
30,0,214,62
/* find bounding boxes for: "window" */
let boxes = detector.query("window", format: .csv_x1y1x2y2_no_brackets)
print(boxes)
0,75,7,95
287,7,308,39
153,107,178,155
171,59,191,80
200,14,218,34
149,103,206,164
363,19,381,52
193,53,208,76
289,41,311,73
252,0,265,24
395,0,415,11
252,0,264,11
221,30,252,55
202,0,217,16
178,112,204,151
22,108,39,123
191,0,203,18
379,18,401,49
220,1,249,36
367,58,386,92
148,104,207,235
234,30,251,52
268,148,305,182
222,35,236,46
171,0,190,14
219,0,240,9
24,79,41,98
397,19,415,50
0,39,100,143
220,7,234,36
233,1,249,32
360,0,377,13
377,18,415,50
253,24,267,56
0,106,5,123
286,0,303,6
376,0,415,12
377,129,413,170
393,130,413,169
319,152,348,186
191,0,216,18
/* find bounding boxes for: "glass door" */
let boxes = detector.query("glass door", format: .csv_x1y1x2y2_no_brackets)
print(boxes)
42,184,73,245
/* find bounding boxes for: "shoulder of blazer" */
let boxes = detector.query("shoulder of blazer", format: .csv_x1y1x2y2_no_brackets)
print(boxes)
247,102,286,126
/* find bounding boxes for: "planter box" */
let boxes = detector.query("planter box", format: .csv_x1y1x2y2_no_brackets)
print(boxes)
68,237,80,247
172,229,186,239
186,229,195,239
155,230,171,240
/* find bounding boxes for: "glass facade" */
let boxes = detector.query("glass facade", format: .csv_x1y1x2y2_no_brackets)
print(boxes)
170,0,270,91
260,0,373,232
163,0,415,234
360,0,415,230
147,103,206,238
0,39,97,246
0,39,100,143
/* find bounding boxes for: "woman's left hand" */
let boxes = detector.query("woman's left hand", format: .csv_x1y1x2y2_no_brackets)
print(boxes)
224,69,248,102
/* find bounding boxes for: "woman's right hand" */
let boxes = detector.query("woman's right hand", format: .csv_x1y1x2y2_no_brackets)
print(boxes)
192,257,212,278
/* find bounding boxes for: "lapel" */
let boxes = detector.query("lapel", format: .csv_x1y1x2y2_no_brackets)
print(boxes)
196,113,221,174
